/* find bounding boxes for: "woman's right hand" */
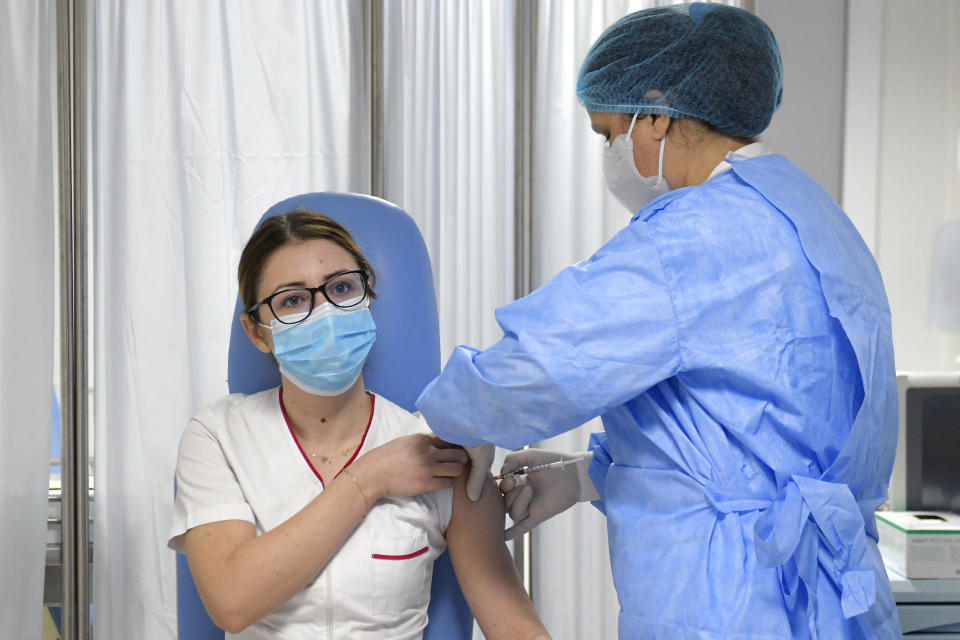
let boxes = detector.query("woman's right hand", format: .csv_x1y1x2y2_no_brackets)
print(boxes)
350,434,468,502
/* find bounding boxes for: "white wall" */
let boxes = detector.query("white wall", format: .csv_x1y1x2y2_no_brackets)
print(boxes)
761,0,960,371
845,0,960,371
756,0,847,202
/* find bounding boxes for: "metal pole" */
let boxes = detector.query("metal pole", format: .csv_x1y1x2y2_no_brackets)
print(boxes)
513,0,537,598
56,0,89,637
514,0,535,301
367,0,384,198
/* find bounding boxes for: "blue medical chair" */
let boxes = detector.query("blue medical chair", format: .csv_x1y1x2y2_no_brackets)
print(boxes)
175,192,474,639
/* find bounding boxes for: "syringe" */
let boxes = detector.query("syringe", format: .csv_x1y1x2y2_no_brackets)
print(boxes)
494,456,585,481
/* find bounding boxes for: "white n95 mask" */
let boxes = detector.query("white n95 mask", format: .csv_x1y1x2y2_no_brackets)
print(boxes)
603,112,670,214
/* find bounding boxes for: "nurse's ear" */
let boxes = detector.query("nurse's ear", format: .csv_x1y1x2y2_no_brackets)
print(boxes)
648,114,672,141
241,311,272,354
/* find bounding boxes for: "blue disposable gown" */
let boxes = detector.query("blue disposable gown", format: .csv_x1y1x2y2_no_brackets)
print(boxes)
416,154,902,639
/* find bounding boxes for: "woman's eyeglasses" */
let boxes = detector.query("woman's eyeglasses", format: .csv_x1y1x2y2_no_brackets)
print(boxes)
246,269,369,325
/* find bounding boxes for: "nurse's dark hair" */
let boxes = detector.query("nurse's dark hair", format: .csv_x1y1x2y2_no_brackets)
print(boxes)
631,114,756,148
238,208,377,318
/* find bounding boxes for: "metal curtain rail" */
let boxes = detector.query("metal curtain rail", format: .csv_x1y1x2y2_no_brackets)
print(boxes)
513,0,538,598
56,0,89,638
367,0,385,199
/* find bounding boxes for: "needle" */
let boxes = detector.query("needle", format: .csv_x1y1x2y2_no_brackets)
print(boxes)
494,456,585,480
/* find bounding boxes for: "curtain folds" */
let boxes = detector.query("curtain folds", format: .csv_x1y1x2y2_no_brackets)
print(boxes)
381,0,516,361
91,2,367,636
0,0,55,636
379,4,515,637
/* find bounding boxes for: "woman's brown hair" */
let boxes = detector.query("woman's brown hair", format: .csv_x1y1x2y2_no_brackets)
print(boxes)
238,208,376,322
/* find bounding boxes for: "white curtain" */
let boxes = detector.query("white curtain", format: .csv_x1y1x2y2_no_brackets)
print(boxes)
0,0,55,636
529,3,647,638
380,4,515,637
381,0,516,361
90,1,368,636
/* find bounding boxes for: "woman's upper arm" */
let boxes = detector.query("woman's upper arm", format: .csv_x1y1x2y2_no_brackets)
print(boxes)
446,470,549,640
445,472,508,568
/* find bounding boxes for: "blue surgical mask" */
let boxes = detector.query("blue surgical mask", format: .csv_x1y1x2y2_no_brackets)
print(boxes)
603,111,670,214
270,297,377,396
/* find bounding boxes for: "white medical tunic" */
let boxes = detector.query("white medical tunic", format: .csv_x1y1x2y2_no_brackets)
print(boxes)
169,389,453,640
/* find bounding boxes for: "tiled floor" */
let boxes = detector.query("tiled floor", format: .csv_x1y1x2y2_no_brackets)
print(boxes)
42,607,61,640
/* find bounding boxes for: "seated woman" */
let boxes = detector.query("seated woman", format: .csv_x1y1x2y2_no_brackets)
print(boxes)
168,209,549,640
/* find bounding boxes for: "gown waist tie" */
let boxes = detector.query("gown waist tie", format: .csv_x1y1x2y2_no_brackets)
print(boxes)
704,474,877,620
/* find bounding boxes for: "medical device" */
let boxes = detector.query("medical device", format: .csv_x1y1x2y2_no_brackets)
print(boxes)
888,371,960,512
495,456,586,481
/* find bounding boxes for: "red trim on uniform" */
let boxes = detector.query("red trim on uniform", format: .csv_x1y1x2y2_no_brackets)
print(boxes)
278,388,377,489
279,387,325,487
372,546,429,560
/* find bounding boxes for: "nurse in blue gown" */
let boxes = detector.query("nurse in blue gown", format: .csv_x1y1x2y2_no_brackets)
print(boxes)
416,4,901,639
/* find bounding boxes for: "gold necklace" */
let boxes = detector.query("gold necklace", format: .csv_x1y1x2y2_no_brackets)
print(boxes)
309,441,360,464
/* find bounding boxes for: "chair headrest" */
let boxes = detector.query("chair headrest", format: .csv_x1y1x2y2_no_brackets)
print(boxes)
227,192,441,412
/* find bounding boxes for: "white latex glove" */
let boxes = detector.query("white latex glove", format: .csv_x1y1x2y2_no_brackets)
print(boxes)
498,449,597,540
464,444,496,502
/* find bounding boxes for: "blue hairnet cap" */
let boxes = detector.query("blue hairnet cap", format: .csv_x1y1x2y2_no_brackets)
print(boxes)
576,3,783,138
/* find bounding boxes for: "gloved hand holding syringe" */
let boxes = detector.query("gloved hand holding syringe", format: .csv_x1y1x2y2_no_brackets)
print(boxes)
496,450,600,539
